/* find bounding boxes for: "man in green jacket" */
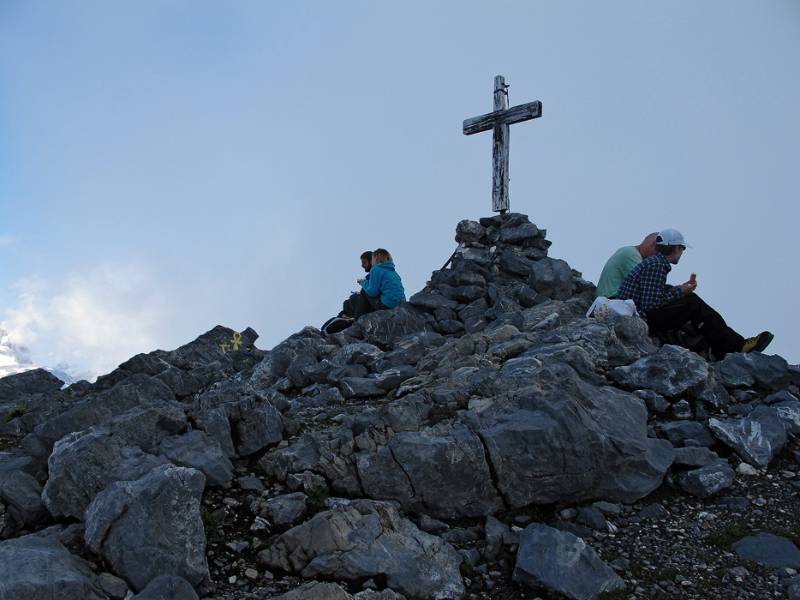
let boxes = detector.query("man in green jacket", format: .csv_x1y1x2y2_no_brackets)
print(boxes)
595,232,659,298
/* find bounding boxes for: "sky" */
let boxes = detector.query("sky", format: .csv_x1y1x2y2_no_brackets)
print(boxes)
1,1,798,378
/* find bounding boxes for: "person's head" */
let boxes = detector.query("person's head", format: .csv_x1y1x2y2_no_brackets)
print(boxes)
371,248,392,266
655,228,689,264
360,251,373,272
638,232,660,258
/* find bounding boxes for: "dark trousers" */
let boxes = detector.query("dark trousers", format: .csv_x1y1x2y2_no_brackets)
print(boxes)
341,290,386,319
647,294,744,359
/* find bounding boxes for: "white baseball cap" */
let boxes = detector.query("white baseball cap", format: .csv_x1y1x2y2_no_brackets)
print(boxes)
657,228,691,248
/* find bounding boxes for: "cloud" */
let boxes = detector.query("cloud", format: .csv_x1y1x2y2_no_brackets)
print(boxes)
1,264,168,379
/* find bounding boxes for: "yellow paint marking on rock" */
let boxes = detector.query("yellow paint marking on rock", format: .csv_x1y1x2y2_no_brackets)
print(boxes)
231,332,242,351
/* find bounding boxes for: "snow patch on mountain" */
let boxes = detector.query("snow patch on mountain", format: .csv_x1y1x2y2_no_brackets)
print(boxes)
0,328,81,384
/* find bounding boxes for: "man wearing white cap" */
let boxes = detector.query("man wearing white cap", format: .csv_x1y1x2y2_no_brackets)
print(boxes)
617,228,773,358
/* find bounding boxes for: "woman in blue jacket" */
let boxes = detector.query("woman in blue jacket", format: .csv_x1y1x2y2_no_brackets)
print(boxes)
357,248,406,314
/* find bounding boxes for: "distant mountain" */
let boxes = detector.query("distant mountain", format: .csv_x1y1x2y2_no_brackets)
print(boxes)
0,328,79,384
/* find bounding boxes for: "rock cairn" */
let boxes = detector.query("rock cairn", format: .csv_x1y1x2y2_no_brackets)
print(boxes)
0,213,798,600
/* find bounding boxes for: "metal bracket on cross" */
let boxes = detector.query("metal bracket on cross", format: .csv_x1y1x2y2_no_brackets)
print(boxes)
463,75,542,213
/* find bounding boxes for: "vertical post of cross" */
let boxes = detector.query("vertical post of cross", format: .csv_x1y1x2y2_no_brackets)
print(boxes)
492,75,510,213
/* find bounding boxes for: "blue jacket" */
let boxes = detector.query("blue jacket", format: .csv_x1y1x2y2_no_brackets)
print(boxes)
360,261,405,308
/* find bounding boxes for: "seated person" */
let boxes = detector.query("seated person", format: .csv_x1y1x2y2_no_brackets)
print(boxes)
617,228,773,359
595,232,659,298
355,248,406,316
340,248,405,320
359,250,373,279
338,251,372,317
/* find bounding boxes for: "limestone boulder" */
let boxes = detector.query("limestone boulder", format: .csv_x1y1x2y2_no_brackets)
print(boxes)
715,353,790,391
513,523,624,599
356,306,430,348
260,499,464,599
33,374,177,452
42,405,185,518
677,463,735,498
733,533,800,569
157,430,233,486
0,533,104,599
529,258,574,300
84,464,208,592
477,364,673,507
613,345,708,397
708,406,788,467
132,575,199,600
357,424,503,519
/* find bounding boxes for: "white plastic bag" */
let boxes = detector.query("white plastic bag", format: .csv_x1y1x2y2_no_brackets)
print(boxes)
586,296,637,320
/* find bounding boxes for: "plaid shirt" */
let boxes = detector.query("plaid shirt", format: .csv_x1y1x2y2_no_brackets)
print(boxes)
616,253,683,318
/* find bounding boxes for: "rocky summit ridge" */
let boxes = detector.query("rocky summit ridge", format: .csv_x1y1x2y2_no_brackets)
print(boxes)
0,213,799,600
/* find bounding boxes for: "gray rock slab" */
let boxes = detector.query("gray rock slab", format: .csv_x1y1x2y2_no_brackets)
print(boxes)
638,503,668,521
0,469,46,526
484,515,509,561
634,389,669,413
84,464,208,592
733,533,800,569
131,575,199,600
788,575,800,600
513,523,624,600
332,343,384,366
96,572,129,599
592,501,622,515
500,221,540,244
773,399,800,435
233,397,283,456
408,291,460,312
271,581,351,600
0,533,104,599
716,496,750,511
708,405,788,467
357,307,430,348
455,219,486,244
354,590,407,600
766,390,798,405
692,374,731,408
356,425,504,519
33,374,177,450
499,250,534,276
340,377,384,398
529,258,573,300
43,405,184,518
0,368,63,398
260,499,464,599
192,407,235,457
476,367,674,508
677,463,735,498
576,506,607,530
158,430,233,486
716,353,790,391
659,421,715,447
265,492,307,526
375,366,416,390
673,446,722,467
238,475,265,491
613,345,708,397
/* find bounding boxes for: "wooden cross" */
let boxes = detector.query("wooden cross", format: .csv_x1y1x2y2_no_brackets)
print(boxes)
463,75,542,213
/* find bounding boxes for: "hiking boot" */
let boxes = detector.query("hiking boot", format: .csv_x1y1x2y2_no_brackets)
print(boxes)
322,316,354,335
741,331,774,353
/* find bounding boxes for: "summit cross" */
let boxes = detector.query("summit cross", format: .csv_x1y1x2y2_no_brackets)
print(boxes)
463,75,542,213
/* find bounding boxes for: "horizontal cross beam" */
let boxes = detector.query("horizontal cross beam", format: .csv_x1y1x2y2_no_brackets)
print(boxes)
462,100,542,136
